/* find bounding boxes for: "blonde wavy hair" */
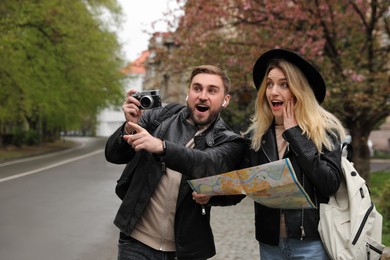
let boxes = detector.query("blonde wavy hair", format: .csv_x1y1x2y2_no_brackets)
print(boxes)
245,59,346,153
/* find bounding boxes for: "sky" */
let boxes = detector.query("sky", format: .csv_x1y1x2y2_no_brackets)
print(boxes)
115,0,178,62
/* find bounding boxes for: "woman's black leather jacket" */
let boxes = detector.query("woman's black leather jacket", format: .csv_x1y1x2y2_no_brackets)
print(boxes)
245,125,342,245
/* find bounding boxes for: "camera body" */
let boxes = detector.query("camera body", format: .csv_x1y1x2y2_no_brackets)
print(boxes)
132,90,162,110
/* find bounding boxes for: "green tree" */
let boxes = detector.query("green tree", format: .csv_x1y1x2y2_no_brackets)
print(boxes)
0,0,125,144
163,0,390,182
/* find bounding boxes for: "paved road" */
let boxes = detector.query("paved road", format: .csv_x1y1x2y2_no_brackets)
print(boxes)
0,137,107,180
0,137,388,260
0,137,121,260
371,158,390,172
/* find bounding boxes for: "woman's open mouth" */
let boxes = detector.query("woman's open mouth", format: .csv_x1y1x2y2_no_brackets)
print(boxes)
271,101,284,109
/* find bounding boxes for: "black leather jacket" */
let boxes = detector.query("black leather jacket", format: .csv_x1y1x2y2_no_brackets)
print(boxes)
105,106,246,259
245,125,342,245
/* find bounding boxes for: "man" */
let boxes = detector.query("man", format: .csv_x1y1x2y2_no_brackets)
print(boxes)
105,65,246,260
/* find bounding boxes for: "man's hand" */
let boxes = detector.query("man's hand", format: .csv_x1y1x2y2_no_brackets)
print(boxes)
192,192,211,205
122,89,142,132
123,122,164,154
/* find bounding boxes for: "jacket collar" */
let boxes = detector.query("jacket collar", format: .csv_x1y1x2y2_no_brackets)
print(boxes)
261,125,279,162
181,107,223,147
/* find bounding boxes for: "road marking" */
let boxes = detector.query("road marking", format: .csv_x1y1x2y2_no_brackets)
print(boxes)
0,149,103,183
0,143,85,167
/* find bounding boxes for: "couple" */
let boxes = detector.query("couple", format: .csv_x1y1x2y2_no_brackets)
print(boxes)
105,48,347,260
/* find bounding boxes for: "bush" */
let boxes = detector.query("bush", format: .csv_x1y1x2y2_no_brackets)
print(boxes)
379,181,390,221
11,128,25,147
24,129,39,145
10,129,40,147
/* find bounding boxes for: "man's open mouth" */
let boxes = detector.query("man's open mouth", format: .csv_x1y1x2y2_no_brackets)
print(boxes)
196,105,209,112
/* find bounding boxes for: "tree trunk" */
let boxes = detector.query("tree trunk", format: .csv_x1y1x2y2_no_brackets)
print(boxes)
350,131,371,185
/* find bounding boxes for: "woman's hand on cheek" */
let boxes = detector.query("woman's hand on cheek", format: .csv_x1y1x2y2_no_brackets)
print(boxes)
283,98,297,129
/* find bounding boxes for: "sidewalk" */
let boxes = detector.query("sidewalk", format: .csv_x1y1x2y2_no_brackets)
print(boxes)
210,197,258,260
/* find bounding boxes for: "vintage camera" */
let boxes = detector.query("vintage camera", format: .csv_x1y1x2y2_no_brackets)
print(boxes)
132,90,162,110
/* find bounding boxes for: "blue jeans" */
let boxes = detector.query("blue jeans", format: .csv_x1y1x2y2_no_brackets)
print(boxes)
117,233,177,260
259,238,330,260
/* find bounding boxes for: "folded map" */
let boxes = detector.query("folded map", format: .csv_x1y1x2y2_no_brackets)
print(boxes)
188,158,315,209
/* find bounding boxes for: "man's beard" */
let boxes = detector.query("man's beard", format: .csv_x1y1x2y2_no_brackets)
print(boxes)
188,104,221,126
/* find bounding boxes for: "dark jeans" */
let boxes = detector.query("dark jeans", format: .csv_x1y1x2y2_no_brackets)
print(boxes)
117,233,177,260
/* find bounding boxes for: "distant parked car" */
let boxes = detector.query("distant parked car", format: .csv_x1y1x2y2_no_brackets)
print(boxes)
344,135,374,157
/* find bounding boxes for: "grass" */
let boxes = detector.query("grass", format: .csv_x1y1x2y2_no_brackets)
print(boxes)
371,170,390,246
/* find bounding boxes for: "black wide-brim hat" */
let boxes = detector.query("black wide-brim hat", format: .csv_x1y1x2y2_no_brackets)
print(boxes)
252,48,326,103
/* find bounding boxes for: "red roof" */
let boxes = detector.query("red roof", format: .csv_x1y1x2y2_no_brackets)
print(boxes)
121,50,149,75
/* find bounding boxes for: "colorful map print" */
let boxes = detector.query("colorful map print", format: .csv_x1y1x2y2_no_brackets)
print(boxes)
188,158,315,209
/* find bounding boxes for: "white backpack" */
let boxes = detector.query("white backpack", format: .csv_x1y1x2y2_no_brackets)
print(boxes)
318,144,385,260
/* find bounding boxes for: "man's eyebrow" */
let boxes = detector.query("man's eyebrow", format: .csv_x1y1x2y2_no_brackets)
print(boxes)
191,82,202,87
191,83,221,89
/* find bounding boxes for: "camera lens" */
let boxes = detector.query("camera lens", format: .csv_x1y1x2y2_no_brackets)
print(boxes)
139,96,154,109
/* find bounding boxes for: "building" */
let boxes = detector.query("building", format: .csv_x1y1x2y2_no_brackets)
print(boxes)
95,51,149,137
143,32,188,104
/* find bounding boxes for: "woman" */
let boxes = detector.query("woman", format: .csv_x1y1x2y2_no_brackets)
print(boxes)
245,48,347,259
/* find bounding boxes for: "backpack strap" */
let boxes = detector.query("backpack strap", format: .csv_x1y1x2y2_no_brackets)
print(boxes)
341,141,354,162
341,142,348,159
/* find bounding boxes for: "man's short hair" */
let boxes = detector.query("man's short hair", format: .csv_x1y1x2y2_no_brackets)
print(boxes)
189,65,231,94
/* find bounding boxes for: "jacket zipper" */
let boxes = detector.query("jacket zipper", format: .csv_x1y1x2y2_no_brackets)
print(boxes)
352,202,374,245
300,177,305,240
261,146,272,163
366,242,383,255
366,243,371,259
